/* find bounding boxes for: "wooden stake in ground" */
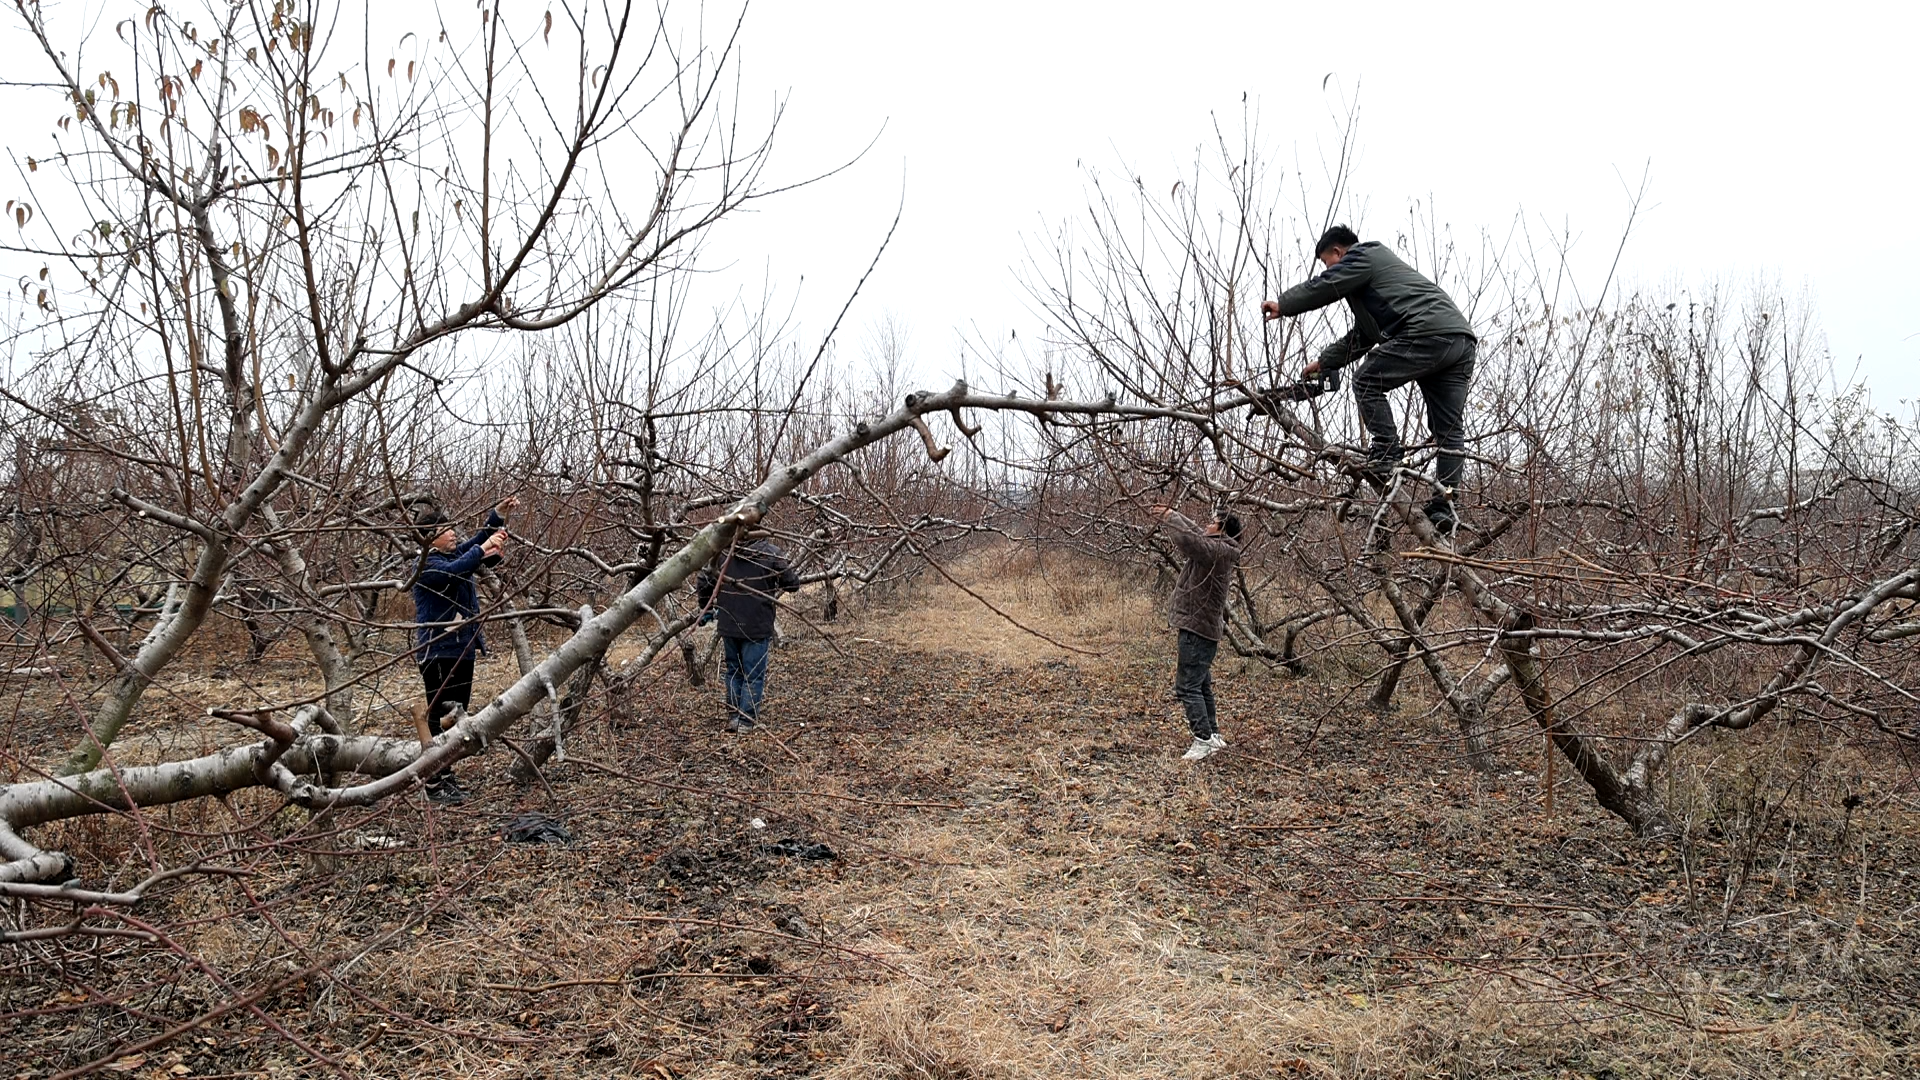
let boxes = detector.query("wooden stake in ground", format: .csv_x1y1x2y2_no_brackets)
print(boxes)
1545,729,1555,819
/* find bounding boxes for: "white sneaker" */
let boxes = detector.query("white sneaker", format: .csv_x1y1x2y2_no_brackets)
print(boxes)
1206,734,1227,750
1181,738,1219,761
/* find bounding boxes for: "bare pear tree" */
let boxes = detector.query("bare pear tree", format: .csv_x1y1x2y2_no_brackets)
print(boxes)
1019,118,1919,835
1,0,782,775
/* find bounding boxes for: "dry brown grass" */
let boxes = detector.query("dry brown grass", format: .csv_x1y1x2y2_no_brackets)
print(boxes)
4,546,1916,1079
857,545,1159,667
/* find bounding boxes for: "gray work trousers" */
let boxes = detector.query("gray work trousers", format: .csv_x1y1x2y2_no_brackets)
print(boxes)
1349,333,1476,500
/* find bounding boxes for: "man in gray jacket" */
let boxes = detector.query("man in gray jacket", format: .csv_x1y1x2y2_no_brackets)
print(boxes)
1152,505,1241,761
1261,225,1476,532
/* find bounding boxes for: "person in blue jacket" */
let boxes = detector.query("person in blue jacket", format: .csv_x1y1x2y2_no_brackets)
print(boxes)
409,496,516,803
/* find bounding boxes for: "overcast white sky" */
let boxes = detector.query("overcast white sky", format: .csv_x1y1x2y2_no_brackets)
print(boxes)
4,2,1915,405
712,1,1920,403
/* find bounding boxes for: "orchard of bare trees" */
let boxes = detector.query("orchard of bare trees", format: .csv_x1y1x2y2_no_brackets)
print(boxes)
2,1,1915,1076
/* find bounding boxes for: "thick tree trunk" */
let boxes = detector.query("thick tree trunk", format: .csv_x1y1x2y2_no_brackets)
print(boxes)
1497,613,1669,835
1368,573,1445,710
61,571,216,776
1277,607,1339,677
59,380,348,774
1378,569,1493,772
264,505,358,730
3,727,417,883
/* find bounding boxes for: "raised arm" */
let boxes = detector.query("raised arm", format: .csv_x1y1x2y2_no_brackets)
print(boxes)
456,509,507,555
1154,506,1200,534
417,543,490,591
1150,506,1209,556
1272,250,1375,318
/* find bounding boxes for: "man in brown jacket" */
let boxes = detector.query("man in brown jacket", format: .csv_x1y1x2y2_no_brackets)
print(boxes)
1151,505,1242,760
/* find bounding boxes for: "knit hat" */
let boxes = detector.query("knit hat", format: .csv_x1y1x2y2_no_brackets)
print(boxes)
412,508,451,545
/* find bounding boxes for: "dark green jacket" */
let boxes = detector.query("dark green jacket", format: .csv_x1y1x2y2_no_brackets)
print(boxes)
1273,241,1474,371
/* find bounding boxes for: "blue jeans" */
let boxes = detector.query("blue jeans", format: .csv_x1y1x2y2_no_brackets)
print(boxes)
723,636,772,722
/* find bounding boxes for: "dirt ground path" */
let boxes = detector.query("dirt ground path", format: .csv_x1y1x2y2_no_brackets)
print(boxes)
5,551,1915,1078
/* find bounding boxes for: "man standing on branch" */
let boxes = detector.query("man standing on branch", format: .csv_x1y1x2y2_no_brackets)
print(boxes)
1151,504,1242,761
697,525,802,733
1261,225,1478,534
409,496,516,804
